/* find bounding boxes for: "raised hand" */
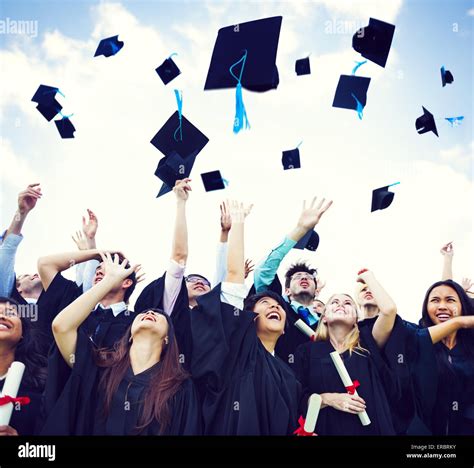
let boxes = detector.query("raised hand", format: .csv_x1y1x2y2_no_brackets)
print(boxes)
173,178,192,201
244,258,255,279
17,183,42,215
440,242,454,257
461,277,473,292
220,201,232,232
315,276,326,296
71,230,88,250
98,252,139,287
82,209,98,240
135,265,146,284
356,268,374,284
297,197,333,231
227,200,253,223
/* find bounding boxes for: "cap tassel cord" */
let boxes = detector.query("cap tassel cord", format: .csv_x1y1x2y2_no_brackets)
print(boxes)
173,89,183,141
229,50,250,134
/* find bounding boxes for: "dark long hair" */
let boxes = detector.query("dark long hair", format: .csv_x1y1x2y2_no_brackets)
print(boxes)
0,297,47,390
94,308,188,434
420,280,474,380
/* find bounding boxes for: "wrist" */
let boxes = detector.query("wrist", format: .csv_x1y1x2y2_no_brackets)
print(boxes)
86,238,97,249
290,226,309,241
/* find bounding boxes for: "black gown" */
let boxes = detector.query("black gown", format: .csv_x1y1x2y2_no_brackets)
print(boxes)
134,271,192,369
0,378,41,435
190,285,301,435
295,325,397,435
40,328,201,435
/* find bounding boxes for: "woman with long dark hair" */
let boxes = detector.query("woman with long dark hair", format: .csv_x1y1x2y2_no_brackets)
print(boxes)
417,279,474,435
0,296,47,435
40,253,201,435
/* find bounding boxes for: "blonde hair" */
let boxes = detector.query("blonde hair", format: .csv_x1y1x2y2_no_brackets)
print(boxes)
313,293,369,357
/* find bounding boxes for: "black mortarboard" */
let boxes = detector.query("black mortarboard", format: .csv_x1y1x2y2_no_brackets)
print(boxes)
333,75,371,111
440,66,454,87
371,183,399,212
154,150,198,198
150,111,209,158
204,16,282,92
282,147,301,170
294,230,320,251
54,117,75,139
295,57,311,76
201,170,227,192
31,85,63,121
94,35,124,57
415,106,438,137
352,18,395,68
156,55,181,85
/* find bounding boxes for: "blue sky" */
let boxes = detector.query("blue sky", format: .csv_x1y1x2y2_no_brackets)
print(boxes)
0,0,472,321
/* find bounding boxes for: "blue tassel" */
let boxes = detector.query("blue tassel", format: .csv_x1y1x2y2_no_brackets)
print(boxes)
388,181,400,188
173,89,183,141
351,93,364,120
351,60,367,76
229,50,250,134
445,116,464,127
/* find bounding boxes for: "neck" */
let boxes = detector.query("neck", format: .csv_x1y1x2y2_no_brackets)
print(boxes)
442,331,457,350
257,332,279,355
20,285,42,300
291,292,313,307
328,323,353,352
188,297,198,308
129,335,163,375
363,305,379,319
100,293,125,309
0,345,15,377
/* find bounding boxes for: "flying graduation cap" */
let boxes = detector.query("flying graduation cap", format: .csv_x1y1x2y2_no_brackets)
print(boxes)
440,66,454,87
294,230,320,251
282,141,303,170
333,75,371,118
31,85,63,121
94,35,124,58
204,16,282,133
55,116,76,139
201,170,228,192
156,53,181,85
415,106,438,137
371,182,399,212
352,18,395,68
151,110,209,197
295,57,311,76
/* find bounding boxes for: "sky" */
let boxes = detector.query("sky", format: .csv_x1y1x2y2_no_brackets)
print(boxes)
0,0,472,323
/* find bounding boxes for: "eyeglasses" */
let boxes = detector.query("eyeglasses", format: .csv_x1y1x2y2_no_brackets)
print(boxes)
291,273,315,281
186,276,211,287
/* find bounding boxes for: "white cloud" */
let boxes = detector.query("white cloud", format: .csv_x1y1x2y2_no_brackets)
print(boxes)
1,1,472,327
467,8,474,16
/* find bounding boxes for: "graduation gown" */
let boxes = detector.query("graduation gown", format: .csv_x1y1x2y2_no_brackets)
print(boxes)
40,329,201,435
430,341,474,435
0,379,42,435
295,326,397,435
134,272,192,369
40,307,136,432
191,285,301,435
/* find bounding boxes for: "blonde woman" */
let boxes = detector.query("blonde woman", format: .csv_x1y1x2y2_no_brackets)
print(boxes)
295,270,399,435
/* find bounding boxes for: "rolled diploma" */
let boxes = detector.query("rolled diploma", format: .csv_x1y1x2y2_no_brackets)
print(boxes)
294,319,316,340
0,361,26,425
304,393,322,433
329,351,371,426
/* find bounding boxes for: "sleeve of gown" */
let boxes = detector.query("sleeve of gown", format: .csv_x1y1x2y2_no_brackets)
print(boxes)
167,378,202,435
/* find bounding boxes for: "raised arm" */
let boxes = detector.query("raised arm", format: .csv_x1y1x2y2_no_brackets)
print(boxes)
51,253,139,367
359,269,397,348
37,249,102,290
171,178,191,264
440,242,454,281
254,196,333,293
214,201,231,285
428,315,474,344
4,183,42,238
225,201,252,284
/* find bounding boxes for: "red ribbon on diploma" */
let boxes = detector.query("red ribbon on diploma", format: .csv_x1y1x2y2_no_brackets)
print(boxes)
0,395,31,406
345,380,360,395
293,415,317,436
